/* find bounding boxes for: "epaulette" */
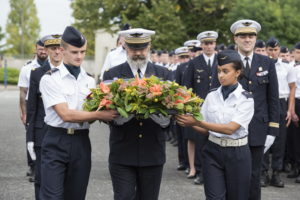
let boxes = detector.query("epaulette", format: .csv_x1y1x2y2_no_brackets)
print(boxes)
242,91,253,98
209,87,218,93
31,68,36,71
45,68,59,75
86,72,93,77
26,60,32,65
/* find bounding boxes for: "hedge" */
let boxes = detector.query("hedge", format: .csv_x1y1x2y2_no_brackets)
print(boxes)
0,67,20,85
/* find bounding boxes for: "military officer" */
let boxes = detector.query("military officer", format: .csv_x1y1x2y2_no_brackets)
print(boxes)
254,39,267,56
288,42,300,183
176,50,255,200
183,31,219,184
260,37,296,188
279,46,291,63
212,19,280,200
39,26,118,200
184,40,201,59
17,39,48,180
103,28,170,200
26,34,63,199
174,46,190,171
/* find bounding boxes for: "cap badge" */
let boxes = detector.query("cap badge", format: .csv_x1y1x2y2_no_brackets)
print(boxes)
242,22,252,26
259,67,263,71
131,33,143,37
206,32,212,37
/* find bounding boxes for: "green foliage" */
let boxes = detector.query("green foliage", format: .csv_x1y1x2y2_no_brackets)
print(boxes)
71,0,300,54
6,0,40,57
0,67,20,85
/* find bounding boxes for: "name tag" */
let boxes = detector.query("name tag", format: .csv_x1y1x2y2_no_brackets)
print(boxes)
256,70,268,76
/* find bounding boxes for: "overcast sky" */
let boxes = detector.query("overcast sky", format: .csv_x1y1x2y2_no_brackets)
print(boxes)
0,0,73,43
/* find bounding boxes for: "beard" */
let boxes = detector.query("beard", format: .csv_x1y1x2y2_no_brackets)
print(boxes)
127,52,150,69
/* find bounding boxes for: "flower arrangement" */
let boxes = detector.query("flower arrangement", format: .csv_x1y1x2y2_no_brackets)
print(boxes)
83,75,204,121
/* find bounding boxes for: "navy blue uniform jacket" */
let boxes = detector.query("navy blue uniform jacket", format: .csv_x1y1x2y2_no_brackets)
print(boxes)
26,61,50,146
103,61,170,166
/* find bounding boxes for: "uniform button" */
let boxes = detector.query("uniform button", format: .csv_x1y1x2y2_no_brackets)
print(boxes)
209,83,211,86
209,76,212,79
249,81,252,84
249,92,253,94
139,122,143,126
139,134,143,138
197,76,200,78
197,80,200,83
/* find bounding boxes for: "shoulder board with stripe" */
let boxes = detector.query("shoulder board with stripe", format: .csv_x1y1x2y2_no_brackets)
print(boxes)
242,91,253,98
209,87,218,93
45,68,59,75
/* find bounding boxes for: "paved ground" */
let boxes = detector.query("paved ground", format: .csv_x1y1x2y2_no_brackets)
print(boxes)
0,89,299,200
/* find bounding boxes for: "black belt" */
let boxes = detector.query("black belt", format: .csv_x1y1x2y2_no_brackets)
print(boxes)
48,126,89,135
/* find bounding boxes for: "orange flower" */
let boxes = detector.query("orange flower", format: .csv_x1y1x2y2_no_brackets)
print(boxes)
100,82,110,93
131,76,147,87
149,84,162,96
97,98,112,111
174,92,191,104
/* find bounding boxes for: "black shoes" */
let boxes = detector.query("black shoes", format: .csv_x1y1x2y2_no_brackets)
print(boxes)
260,171,270,187
194,174,204,185
177,164,186,171
26,166,34,177
270,171,284,188
287,168,299,178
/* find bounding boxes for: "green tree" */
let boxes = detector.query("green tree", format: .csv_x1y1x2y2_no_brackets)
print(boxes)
124,0,186,50
0,26,5,54
6,0,40,57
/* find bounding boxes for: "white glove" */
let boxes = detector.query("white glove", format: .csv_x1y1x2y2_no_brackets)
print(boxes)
150,114,171,128
27,142,36,161
113,114,134,125
264,135,275,154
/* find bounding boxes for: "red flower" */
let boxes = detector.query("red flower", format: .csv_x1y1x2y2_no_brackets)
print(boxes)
97,98,112,111
100,82,110,93
149,84,162,96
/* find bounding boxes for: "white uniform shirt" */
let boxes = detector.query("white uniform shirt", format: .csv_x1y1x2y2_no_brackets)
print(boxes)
275,59,296,98
128,62,147,78
201,84,254,139
203,53,215,66
18,58,41,88
40,63,96,129
294,64,300,98
100,46,127,80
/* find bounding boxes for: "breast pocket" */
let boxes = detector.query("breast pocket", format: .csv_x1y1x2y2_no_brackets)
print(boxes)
257,75,269,84
62,88,75,108
206,105,219,122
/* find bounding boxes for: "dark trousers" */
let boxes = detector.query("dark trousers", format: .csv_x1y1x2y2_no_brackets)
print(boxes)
195,134,208,174
263,99,287,171
293,99,300,166
176,125,188,167
109,163,163,200
202,141,251,200
40,127,91,200
249,146,264,200
34,147,41,200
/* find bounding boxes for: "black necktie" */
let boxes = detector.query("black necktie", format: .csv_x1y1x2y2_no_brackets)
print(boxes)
208,59,211,68
245,57,250,77
137,68,142,78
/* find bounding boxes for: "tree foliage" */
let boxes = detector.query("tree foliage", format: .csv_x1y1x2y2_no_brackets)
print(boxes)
71,0,300,55
5,0,40,57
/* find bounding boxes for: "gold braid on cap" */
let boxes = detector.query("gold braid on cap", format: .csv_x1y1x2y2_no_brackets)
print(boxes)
44,39,61,46
235,27,257,35
125,35,151,44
